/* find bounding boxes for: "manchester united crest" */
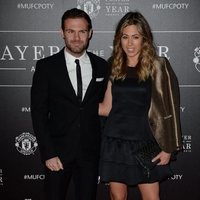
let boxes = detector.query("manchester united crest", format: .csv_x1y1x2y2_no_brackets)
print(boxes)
15,132,38,155
193,47,200,72
77,0,101,19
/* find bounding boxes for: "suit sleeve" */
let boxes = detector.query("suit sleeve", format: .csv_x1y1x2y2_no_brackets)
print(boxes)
31,60,56,162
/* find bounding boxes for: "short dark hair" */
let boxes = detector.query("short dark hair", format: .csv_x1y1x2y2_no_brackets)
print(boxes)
61,8,92,30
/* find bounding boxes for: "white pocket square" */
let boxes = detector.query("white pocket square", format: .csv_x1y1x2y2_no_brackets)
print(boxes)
96,77,104,82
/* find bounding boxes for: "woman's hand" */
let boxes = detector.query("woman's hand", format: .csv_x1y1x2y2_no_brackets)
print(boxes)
152,151,171,165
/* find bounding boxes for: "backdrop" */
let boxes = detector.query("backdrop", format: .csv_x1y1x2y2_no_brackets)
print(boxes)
0,0,200,199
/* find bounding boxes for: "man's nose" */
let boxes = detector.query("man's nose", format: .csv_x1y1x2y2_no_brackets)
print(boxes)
74,32,80,40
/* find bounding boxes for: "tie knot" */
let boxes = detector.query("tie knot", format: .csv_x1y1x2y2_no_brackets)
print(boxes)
75,59,80,65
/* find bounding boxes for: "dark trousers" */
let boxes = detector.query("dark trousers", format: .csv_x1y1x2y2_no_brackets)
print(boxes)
44,159,99,200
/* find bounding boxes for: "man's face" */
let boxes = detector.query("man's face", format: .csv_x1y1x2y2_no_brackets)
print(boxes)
61,18,92,57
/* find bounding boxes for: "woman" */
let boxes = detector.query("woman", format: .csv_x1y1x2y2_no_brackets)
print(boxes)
99,11,182,200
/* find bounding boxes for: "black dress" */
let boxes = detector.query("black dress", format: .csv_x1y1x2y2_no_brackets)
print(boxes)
99,66,172,186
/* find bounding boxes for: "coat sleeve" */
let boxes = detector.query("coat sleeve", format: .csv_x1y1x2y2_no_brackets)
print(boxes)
149,57,182,153
163,57,182,152
31,59,57,162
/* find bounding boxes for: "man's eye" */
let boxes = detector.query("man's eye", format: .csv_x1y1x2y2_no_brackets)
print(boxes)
80,30,87,34
66,30,73,34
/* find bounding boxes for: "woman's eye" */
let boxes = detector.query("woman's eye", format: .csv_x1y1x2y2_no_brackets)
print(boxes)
122,35,128,39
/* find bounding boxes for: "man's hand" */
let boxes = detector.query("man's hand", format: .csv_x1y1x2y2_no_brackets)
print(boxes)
45,157,64,171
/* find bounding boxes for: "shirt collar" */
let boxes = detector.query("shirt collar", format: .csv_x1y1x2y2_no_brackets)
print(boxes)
64,49,90,67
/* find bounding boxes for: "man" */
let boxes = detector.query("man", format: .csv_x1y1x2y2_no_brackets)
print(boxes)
31,8,108,200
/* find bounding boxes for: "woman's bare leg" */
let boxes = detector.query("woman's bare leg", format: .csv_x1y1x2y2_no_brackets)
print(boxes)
138,182,160,200
109,182,128,200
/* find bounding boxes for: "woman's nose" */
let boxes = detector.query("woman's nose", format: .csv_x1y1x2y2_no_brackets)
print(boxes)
128,38,133,45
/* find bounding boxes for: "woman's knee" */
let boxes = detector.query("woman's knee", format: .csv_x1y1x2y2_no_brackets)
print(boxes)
109,182,127,200
138,182,160,200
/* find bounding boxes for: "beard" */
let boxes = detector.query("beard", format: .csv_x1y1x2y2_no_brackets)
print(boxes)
65,40,88,56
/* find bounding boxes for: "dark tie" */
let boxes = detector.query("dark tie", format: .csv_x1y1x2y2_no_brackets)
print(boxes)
75,59,82,103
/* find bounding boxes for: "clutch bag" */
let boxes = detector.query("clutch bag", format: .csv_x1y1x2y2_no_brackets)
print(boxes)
134,140,161,178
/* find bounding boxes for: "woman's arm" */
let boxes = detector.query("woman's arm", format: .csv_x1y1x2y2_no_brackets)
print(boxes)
99,80,112,116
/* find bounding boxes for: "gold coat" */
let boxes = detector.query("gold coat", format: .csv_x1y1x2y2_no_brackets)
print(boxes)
148,57,182,153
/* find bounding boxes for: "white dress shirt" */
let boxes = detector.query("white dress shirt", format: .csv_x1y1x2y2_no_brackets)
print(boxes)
64,49,92,100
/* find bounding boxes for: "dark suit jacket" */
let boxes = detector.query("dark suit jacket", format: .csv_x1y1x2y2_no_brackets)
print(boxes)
31,48,108,163
148,57,182,153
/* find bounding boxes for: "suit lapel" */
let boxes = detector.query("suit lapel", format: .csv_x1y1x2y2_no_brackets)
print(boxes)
58,48,79,103
58,50,100,104
82,53,96,104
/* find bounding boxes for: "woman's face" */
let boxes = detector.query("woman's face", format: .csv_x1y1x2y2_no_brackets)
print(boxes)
121,24,143,62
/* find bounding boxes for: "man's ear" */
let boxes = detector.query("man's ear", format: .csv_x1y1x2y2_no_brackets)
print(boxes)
60,28,64,39
89,29,93,40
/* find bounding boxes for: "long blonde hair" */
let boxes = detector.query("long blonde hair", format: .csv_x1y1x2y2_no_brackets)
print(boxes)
111,11,157,81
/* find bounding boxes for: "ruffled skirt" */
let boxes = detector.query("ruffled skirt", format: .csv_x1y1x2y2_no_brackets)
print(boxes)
99,136,173,186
